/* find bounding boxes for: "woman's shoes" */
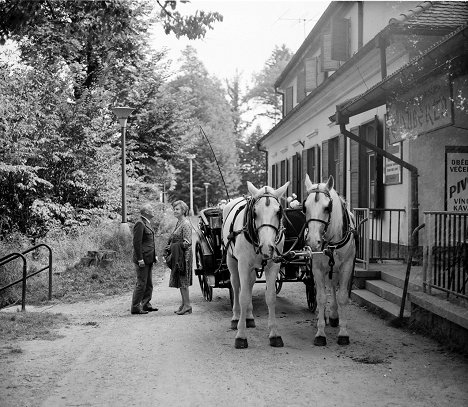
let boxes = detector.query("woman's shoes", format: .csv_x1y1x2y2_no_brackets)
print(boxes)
176,306,192,315
174,305,183,313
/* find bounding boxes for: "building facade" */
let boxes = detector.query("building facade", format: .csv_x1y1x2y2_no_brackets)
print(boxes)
258,1,468,250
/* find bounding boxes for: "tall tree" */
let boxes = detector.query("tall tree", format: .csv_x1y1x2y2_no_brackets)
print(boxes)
168,46,240,210
236,125,266,195
245,44,293,124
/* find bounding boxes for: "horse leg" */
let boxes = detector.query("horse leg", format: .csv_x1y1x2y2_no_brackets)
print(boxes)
234,264,253,349
336,261,353,346
227,255,240,330
313,268,327,346
329,279,339,328
265,264,283,347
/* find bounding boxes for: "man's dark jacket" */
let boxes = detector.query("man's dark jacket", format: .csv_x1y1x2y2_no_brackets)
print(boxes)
132,218,156,265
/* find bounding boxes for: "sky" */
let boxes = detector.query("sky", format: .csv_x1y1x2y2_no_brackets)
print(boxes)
151,0,331,83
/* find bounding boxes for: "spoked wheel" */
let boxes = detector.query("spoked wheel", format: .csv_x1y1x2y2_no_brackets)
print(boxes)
275,268,284,294
195,244,207,297
203,274,213,302
306,282,317,312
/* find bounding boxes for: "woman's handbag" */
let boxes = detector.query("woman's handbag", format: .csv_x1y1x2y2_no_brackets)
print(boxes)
163,244,172,268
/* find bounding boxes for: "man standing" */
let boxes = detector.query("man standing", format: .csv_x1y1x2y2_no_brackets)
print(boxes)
131,203,158,315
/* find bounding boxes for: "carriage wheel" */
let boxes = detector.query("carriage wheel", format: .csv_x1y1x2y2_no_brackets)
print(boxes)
195,244,206,297
275,268,284,294
306,283,317,312
203,274,213,302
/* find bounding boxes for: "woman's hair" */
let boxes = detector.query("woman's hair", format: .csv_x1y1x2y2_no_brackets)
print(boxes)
172,200,189,216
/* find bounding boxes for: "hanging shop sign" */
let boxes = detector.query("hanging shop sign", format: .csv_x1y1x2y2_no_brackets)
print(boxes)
384,114,402,185
387,76,452,144
446,147,468,212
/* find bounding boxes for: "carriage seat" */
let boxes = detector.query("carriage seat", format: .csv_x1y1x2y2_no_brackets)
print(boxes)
199,207,223,229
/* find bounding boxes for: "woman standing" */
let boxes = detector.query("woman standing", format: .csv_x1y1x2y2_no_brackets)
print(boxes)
167,200,193,315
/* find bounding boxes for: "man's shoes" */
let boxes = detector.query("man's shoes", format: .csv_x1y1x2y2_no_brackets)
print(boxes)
142,305,158,312
131,308,149,315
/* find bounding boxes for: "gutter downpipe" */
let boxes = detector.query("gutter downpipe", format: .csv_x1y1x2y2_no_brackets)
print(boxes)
337,119,419,247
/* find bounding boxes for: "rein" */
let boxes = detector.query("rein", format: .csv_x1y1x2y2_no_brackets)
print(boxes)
225,189,284,260
304,187,357,278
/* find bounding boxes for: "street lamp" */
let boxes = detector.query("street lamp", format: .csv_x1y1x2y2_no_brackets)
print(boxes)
203,182,210,208
187,154,195,216
112,106,134,233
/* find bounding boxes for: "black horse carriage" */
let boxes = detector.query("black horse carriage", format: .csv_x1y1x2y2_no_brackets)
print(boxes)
194,205,318,311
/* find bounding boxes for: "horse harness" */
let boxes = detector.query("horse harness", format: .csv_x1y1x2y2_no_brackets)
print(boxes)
225,188,284,270
304,187,358,279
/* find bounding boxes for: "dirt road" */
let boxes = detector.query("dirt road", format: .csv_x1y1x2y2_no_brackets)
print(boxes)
1,267,467,407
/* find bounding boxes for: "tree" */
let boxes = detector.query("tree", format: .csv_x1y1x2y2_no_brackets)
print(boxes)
236,125,266,195
245,44,293,123
167,46,240,210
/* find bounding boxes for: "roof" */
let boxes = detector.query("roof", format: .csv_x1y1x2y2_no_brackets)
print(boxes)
334,23,468,122
389,1,468,29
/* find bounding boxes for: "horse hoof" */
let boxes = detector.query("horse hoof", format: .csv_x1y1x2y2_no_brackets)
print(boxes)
329,317,339,327
246,318,256,328
337,336,350,346
235,338,248,349
314,336,327,346
269,336,284,347
230,320,239,330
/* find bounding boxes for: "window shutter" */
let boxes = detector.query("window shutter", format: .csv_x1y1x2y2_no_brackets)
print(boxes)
321,140,329,181
297,68,306,103
285,86,294,115
331,18,350,61
350,126,360,209
338,134,345,196
314,144,321,185
321,33,340,72
292,154,298,195
301,149,308,200
305,57,318,92
271,163,277,188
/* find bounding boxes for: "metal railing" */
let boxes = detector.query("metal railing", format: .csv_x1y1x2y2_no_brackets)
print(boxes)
353,208,370,270
422,211,468,300
354,208,406,264
0,244,53,311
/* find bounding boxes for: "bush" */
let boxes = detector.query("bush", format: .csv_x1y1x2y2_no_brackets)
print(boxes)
0,204,173,308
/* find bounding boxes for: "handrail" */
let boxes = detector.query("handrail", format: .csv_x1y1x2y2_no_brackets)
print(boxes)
398,224,425,321
0,244,53,311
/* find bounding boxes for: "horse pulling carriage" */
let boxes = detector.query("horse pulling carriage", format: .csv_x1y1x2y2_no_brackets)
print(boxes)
194,176,363,349
194,203,318,312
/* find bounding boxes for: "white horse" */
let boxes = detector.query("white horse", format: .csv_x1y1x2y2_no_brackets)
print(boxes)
303,174,357,346
222,181,289,349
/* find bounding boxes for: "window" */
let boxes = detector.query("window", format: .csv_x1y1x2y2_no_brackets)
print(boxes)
292,153,302,198
349,117,383,209
322,136,345,195
297,69,306,103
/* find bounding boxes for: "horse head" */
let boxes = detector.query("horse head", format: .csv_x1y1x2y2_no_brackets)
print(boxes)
303,174,339,251
246,181,290,259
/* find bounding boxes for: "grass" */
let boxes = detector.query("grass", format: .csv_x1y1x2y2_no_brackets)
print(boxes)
0,311,69,342
1,206,175,308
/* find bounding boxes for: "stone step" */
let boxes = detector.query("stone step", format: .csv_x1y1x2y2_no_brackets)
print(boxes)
365,279,410,311
380,269,421,292
351,288,410,320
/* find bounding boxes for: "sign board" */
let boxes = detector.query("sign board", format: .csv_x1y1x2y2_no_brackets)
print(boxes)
384,114,402,185
387,76,452,144
446,148,468,211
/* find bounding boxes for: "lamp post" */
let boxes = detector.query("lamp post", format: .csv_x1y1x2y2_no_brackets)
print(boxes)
187,154,195,216
112,106,134,233
203,182,210,208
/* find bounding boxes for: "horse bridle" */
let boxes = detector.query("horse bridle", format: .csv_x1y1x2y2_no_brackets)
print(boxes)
245,189,284,250
303,187,333,243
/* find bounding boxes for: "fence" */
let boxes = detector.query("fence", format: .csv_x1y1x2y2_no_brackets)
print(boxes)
422,211,468,300
353,208,406,269
0,244,53,311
